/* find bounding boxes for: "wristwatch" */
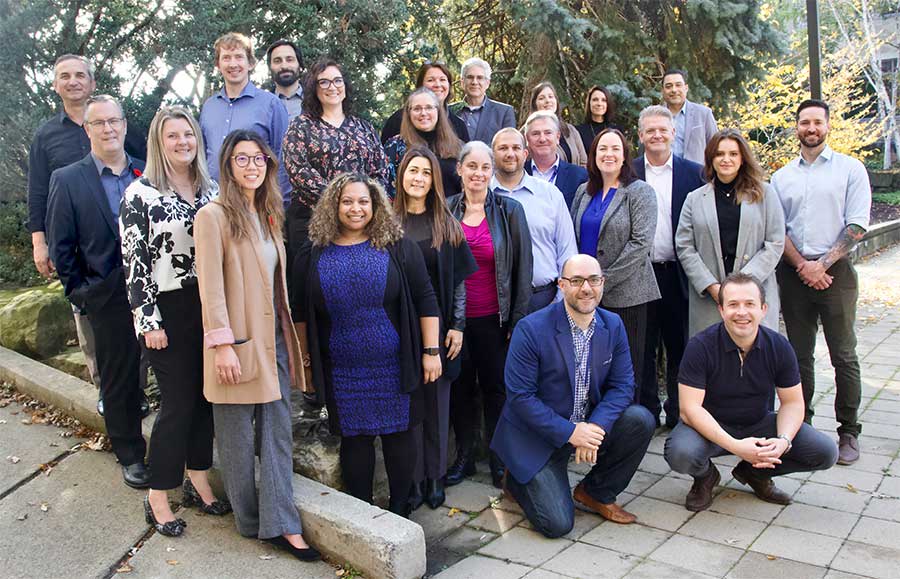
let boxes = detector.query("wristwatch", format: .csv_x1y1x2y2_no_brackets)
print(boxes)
423,347,440,356
776,434,792,453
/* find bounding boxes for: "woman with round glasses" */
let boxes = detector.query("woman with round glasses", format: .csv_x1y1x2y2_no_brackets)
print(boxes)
381,61,469,144
384,88,463,200
282,58,388,257
526,81,587,167
195,130,319,562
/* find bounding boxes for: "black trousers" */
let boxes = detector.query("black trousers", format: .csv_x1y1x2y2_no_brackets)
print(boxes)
144,286,214,489
88,286,146,466
340,429,416,510
641,262,688,424
450,315,508,453
604,303,647,404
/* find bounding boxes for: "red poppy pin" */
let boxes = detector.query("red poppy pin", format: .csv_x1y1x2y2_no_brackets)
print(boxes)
269,214,275,227
133,168,143,178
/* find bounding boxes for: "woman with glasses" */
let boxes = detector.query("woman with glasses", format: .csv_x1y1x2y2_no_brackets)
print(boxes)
571,129,659,399
527,81,588,167
292,172,441,518
575,86,620,154
676,129,784,337
381,61,469,145
384,88,463,200
120,106,228,537
195,130,319,562
282,58,388,258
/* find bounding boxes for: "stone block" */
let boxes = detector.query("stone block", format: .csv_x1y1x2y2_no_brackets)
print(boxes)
579,520,671,557
862,495,900,522
467,507,522,534
444,479,501,513
623,496,694,531
793,481,869,514
477,527,571,566
709,489,785,522
0,286,75,359
830,540,900,579
624,560,718,579
847,515,900,550
750,525,843,566
649,534,744,577
410,505,469,544
725,551,827,579
433,555,531,579
541,542,639,579
772,503,859,538
42,349,91,383
678,510,767,548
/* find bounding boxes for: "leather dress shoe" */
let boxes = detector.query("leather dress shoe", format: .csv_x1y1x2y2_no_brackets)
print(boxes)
445,450,476,486
263,535,321,562
732,462,791,505
122,462,151,489
573,483,636,524
97,395,150,418
489,454,506,489
425,478,446,509
408,480,425,511
837,433,860,465
685,460,721,512
97,397,104,417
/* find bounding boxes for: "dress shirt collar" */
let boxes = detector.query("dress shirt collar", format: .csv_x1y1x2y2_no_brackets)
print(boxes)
531,155,560,179
216,80,259,102
56,109,82,128
463,96,487,111
490,173,539,196
644,153,673,174
798,144,833,166
91,152,134,176
565,307,597,335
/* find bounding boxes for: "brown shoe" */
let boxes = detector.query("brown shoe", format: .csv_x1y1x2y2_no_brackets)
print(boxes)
732,462,791,505
685,461,721,512
837,433,860,465
573,483,636,524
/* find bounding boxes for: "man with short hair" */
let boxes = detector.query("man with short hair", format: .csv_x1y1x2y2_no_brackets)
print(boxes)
493,255,656,537
267,39,303,120
665,273,837,512
633,105,705,428
660,69,717,164
491,127,576,313
450,58,515,144
47,95,149,489
200,32,290,203
771,99,871,465
522,111,588,208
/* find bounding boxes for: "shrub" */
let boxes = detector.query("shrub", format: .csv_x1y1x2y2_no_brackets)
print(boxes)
0,201,43,287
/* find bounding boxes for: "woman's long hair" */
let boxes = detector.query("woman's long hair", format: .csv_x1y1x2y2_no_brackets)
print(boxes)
399,87,462,160
216,130,284,241
529,81,571,139
703,129,766,205
414,61,455,105
301,58,353,121
144,106,213,197
582,85,616,126
393,146,465,249
586,128,636,196
308,172,403,250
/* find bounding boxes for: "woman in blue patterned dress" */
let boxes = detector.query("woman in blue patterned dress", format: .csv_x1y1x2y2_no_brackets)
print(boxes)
292,173,441,516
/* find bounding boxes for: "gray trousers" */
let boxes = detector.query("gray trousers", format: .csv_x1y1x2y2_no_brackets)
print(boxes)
213,326,303,539
73,310,101,387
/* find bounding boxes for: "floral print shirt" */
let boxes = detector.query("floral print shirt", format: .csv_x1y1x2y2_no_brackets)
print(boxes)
119,177,217,335
282,113,389,209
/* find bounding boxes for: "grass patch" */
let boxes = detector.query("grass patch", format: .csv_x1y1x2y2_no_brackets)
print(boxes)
873,191,900,206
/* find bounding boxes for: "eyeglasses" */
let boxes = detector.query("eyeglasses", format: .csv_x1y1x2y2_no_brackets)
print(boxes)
317,77,344,89
561,275,606,287
409,105,437,114
86,118,124,129
464,75,487,83
231,154,269,167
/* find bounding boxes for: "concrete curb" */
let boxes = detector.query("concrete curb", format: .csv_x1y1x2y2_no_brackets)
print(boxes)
0,345,426,579
853,218,900,262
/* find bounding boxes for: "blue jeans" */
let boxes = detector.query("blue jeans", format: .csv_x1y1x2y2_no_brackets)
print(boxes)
506,405,655,538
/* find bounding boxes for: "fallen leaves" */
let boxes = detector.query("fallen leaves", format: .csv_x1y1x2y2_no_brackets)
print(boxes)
116,563,133,574
40,503,49,512
447,507,461,517
846,483,858,494
166,560,178,566
6,455,20,464
258,554,274,560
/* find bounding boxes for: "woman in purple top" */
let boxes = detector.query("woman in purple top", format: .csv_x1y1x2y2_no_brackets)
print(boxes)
446,141,533,488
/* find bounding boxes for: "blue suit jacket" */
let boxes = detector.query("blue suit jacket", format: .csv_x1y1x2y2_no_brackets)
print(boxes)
632,154,705,298
491,302,636,484
525,159,588,209
449,97,516,144
47,154,146,313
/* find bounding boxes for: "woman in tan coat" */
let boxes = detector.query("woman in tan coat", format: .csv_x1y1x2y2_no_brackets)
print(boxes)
195,130,319,562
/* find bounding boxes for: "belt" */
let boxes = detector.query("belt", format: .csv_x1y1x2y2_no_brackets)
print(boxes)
652,261,678,269
532,279,558,292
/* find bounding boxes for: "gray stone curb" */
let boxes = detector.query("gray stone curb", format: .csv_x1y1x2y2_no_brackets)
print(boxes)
853,219,900,262
0,345,426,579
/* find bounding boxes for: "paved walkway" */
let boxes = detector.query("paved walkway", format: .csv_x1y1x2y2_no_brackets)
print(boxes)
418,244,900,579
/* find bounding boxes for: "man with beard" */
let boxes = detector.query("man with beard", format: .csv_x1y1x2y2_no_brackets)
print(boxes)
267,39,304,120
491,254,656,537
771,100,871,465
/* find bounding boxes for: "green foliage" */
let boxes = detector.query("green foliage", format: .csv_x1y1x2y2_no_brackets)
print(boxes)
0,202,43,287
873,191,900,206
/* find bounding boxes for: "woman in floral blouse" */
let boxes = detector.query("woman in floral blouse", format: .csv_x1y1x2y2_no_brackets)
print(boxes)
282,58,389,259
120,106,229,537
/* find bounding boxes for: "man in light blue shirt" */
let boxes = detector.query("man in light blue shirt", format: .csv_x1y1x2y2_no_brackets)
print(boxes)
771,99,871,466
491,127,577,312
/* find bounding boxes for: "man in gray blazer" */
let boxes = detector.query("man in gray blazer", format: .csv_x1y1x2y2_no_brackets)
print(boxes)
450,57,516,144
661,69,718,164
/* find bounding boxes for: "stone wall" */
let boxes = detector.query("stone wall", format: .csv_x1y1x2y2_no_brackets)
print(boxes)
868,168,900,193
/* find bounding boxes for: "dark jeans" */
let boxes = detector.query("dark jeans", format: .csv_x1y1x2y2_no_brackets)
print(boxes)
506,405,655,538
528,282,557,314
450,316,508,453
665,412,838,479
641,262,688,424
144,286,214,489
340,429,416,512
777,259,862,436
604,303,647,404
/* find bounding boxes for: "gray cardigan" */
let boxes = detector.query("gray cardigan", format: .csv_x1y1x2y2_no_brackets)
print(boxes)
675,183,785,337
571,179,660,308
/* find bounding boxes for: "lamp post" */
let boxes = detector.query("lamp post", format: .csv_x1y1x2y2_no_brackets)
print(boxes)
807,0,822,99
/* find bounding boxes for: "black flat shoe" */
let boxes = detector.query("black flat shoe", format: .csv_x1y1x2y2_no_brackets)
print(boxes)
408,480,425,511
489,454,506,489
144,496,185,537
445,450,476,486
425,478,445,509
263,535,321,562
183,477,232,515
122,462,151,489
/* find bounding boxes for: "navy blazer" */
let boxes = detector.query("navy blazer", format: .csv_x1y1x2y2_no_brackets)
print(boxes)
632,154,705,297
491,302,635,484
525,158,588,209
47,154,146,312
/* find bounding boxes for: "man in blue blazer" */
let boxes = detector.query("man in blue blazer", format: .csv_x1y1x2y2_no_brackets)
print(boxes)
523,111,588,208
450,57,516,144
47,95,149,489
633,105,706,429
492,255,655,538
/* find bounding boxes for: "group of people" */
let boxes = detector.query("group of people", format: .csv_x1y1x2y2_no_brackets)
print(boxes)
27,30,870,555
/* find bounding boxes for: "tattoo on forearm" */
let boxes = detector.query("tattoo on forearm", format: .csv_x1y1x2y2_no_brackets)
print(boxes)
818,224,866,269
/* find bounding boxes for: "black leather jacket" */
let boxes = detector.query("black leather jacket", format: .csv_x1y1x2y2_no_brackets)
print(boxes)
448,189,533,329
